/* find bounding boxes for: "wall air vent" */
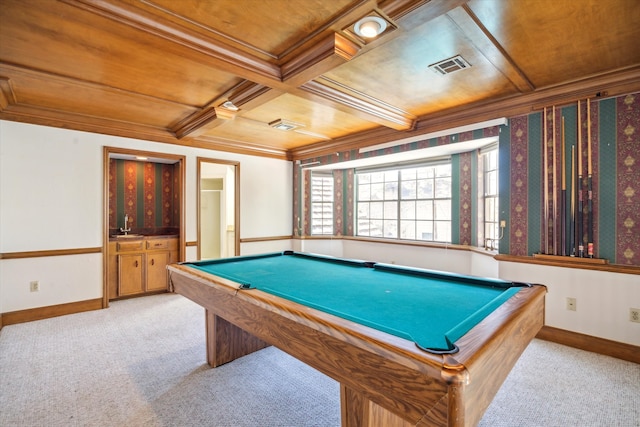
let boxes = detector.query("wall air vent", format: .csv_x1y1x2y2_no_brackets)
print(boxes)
428,55,471,75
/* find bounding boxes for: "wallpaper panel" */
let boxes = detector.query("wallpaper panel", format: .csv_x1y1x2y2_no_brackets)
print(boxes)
598,99,616,261
527,112,542,256
509,115,529,256
333,170,345,236
616,93,640,264
293,162,301,236
108,159,178,231
458,152,473,246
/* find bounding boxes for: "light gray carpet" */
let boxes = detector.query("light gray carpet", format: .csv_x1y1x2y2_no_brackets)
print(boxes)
0,293,638,427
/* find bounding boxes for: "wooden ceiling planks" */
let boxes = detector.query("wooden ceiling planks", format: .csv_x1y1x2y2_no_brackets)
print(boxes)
0,0,639,159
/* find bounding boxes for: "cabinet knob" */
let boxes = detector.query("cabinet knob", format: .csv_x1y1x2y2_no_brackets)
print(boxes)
151,258,155,266
134,260,138,267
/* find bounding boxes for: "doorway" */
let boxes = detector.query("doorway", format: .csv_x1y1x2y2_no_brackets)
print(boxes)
102,147,185,308
197,158,240,260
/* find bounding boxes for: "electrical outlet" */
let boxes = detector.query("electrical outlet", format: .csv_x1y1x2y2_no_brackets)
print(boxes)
500,220,506,228
630,308,640,323
566,297,577,311
30,281,40,292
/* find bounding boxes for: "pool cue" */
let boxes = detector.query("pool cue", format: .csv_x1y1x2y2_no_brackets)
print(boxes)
543,107,549,254
587,99,594,257
577,100,584,257
561,116,566,256
570,145,576,256
552,106,557,254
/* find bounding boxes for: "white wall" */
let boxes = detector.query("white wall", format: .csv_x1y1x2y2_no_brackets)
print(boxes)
299,239,640,346
499,262,640,346
343,240,475,274
1,255,102,312
0,124,103,252
241,240,294,256
0,121,293,313
292,238,344,258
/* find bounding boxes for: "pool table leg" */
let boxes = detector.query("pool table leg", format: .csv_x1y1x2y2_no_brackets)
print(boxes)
340,384,414,427
205,310,270,367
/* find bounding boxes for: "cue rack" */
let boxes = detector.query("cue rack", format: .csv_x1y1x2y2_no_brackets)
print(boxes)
536,98,606,264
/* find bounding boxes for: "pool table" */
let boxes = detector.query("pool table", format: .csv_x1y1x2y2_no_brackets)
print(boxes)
168,251,545,427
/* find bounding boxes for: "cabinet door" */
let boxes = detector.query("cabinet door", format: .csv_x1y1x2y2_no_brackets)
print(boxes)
146,251,171,291
118,253,144,296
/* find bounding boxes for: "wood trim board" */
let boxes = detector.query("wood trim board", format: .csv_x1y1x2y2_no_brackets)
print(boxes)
536,325,639,364
1,298,103,327
0,247,102,260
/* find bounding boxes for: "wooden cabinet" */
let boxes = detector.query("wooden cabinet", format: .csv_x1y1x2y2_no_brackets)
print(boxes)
108,236,178,299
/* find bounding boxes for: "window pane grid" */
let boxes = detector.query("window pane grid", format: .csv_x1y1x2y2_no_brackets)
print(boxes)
311,174,334,235
482,149,499,242
356,164,451,243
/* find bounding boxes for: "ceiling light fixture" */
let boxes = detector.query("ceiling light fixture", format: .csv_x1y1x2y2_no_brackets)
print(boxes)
221,100,239,111
354,16,387,38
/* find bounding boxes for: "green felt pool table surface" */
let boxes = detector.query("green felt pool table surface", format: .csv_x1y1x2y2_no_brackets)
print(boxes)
181,251,528,354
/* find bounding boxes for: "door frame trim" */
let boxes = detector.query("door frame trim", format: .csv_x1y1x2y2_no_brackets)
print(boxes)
197,157,240,260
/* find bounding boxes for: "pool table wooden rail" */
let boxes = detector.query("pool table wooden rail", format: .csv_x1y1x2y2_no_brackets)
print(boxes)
168,263,545,427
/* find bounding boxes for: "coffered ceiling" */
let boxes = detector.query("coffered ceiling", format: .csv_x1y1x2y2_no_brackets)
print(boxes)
1,0,639,160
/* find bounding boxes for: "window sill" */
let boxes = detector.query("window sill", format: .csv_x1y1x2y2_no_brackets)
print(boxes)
495,254,640,275
294,235,640,274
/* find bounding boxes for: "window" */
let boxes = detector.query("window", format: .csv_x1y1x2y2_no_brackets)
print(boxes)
310,173,334,235
482,147,499,245
356,163,451,242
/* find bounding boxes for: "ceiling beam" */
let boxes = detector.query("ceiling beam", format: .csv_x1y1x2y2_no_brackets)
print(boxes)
387,0,469,29
379,0,432,20
65,0,421,133
171,104,221,139
0,77,17,110
446,5,534,93
172,81,283,139
226,81,277,110
66,0,282,82
195,134,289,159
300,78,416,131
281,32,361,86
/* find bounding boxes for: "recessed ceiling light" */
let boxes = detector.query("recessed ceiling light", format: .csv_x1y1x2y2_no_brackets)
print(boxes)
354,16,387,38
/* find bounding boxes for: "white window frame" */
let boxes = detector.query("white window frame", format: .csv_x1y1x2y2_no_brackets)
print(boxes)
310,172,334,235
480,145,499,248
355,161,452,243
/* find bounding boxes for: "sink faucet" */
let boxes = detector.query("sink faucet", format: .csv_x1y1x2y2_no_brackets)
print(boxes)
120,214,131,235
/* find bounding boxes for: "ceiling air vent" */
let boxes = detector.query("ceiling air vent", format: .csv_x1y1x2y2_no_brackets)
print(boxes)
429,55,471,75
269,119,302,131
